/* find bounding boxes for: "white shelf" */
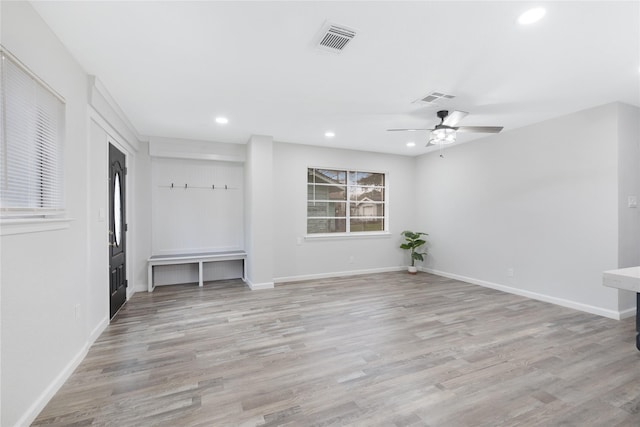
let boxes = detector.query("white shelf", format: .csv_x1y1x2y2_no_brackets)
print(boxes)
603,266,640,292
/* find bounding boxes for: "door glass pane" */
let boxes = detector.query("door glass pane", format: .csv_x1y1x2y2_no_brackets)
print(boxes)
114,172,122,247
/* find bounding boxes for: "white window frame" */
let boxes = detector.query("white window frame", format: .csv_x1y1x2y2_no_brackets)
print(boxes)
1,47,65,221
307,167,389,238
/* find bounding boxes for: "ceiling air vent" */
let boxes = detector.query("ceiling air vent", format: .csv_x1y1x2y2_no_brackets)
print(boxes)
316,23,357,53
414,91,456,105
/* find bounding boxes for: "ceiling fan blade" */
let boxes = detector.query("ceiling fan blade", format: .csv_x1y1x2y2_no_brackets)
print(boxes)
456,126,503,134
442,110,468,127
386,128,432,132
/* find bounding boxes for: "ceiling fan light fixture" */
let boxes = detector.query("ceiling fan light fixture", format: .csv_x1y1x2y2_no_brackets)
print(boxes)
429,128,456,145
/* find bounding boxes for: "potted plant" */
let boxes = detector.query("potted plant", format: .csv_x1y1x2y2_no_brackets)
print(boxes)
400,230,428,274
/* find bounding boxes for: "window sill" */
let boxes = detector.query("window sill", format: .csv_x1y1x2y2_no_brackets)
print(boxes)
305,231,392,241
0,217,73,236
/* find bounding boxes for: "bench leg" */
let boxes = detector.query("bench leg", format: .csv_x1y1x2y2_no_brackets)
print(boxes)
148,264,154,292
199,261,204,287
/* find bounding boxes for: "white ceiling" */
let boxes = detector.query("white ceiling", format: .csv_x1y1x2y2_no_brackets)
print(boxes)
31,1,640,156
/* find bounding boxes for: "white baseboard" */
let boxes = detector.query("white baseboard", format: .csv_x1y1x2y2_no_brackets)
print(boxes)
89,316,109,344
246,280,274,290
274,266,405,284
619,307,637,320
422,267,630,320
15,316,108,427
132,282,147,294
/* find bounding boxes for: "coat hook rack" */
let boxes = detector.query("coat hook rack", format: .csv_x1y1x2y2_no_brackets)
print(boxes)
160,182,238,190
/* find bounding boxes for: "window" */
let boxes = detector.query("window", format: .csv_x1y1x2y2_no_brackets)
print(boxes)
307,168,386,234
1,49,65,217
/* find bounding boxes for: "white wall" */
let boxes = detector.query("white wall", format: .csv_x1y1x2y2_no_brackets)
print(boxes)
617,103,640,310
272,142,416,281
151,158,244,255
415,103,632,318
1,2,90,426
147,137,245,286
244,135,275,288
134,141,152,292
86,120,110,338
1,3,145,425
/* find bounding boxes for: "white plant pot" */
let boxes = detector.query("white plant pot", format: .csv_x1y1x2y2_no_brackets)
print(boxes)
408,266,418,274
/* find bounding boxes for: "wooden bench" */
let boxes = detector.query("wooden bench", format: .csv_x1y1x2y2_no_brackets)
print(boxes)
147,250,247,292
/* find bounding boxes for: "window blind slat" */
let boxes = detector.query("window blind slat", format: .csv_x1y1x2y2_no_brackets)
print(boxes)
1,51,65,215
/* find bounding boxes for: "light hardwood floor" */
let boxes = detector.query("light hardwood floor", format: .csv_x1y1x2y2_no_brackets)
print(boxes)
34,272,640,426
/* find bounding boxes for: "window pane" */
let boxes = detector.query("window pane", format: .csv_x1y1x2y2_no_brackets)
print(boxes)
307,202,346,218
350,202,384,217
307,168,386,234
308,184,346,201
350,218,384,232
348,171,384,186
310,168,346,184
308,218,346,233
349,186,384,202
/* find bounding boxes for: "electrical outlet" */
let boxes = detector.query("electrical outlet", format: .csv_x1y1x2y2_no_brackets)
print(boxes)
74,304,81,320
349,256,355,264
507,268,515,277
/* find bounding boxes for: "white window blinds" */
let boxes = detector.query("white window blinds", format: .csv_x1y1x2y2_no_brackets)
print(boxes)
1,49,65,216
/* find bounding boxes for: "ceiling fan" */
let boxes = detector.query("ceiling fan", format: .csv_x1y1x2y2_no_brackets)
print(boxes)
388,110,503,145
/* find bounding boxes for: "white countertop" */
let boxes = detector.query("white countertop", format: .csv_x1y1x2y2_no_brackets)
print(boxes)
603,266,640,292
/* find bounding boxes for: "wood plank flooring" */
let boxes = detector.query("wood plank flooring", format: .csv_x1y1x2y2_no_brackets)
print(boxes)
33,272,640,426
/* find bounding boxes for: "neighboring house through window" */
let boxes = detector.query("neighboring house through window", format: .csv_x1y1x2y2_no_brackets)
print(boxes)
307,168,386,234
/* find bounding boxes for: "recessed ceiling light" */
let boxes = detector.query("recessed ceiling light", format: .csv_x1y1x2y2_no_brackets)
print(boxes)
406,141,416,147
215,116,228,124
518,7,546,25
324,131,335,138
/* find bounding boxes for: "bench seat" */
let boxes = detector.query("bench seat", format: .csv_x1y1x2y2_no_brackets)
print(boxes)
147,250,247,292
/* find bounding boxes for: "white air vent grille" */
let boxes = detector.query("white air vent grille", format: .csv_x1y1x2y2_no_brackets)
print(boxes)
317,23,357,53
414,91,456,104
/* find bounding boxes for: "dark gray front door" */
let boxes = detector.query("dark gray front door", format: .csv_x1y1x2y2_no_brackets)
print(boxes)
109,143,126,319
